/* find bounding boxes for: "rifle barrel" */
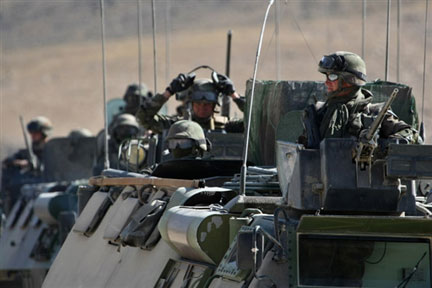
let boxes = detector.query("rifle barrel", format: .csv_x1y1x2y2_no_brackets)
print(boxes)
365,88,399,140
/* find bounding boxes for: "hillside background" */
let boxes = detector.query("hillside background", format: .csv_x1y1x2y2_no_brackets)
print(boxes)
1,0,431,162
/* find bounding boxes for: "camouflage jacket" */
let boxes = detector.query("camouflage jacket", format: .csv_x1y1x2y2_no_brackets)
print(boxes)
136,93,229,134
303,88,420,145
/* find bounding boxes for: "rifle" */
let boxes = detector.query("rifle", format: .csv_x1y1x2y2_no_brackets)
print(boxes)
19,116,37,169
354,88,399,164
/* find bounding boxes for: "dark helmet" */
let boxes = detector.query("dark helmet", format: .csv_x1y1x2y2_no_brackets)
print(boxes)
318,51,367,86
123,83,149,113
68,128,93,139
27,116,53,137
123,83,148,101
188,79,219,105
166,120,207,152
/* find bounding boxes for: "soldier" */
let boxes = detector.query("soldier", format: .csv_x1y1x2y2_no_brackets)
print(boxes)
165,120,208,159
3,116,53,172
123,83,152,115
300,51,421,147
136,73,244,134
1,116,52,214
93,114,140,174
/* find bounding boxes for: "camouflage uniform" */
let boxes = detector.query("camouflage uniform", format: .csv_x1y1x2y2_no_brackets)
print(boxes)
136,92,228,134
136,72,244,134
316,87,414,141
302,51,421,147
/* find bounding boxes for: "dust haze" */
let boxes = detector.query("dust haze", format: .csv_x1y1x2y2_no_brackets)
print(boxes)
1,0,431,161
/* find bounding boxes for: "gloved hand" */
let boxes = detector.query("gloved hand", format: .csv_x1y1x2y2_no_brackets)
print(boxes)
167,73,196,94
359,129,375,144
216,73,236,95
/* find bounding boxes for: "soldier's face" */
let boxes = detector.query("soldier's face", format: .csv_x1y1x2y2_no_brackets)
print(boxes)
325,74,339,92
192,102,215,119
30,131,44,143
325,74,352,95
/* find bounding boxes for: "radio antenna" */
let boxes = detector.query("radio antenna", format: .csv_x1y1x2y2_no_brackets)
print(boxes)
151,0,158,93
362,0,367,59
137,0,143,100
99,0,109,170
420,0,429,140
240,0,275,196
385,0,391,81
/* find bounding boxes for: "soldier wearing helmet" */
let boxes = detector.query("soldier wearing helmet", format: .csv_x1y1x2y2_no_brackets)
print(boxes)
1,116,52,214
166,120,208,159
26,116,53,161
93,114,141,175
136,72,244,134
123,83,151,115
300,51,421,146
3,116,53,171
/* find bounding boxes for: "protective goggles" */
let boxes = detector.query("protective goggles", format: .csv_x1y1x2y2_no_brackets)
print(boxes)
191,91,218,103
319,55,367,82
326,73,339,81
319,55,346,71
167,138,195,150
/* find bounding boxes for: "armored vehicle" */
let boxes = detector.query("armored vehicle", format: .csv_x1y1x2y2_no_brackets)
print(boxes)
0,135,97,288
40,79,432,288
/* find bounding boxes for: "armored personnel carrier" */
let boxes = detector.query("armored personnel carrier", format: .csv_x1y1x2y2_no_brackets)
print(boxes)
0,135,97,288
41,79,432,288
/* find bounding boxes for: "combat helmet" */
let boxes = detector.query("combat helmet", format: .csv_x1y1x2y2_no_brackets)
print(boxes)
27,116,53,137
188,79,219,105
110,114,139,142
123,83,149,114
68,128,93,139
318,51,367,86
166,120,207,154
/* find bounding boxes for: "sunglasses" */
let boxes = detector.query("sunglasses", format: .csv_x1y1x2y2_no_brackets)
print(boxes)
326,73,339,81
167,138,194,150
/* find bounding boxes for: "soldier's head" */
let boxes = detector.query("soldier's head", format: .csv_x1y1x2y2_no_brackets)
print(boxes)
27,116,52,155
166,120,207,159
110,114,139,144
123,83,149,115
318,51,367,97
27,116,52,142
188,79,219,120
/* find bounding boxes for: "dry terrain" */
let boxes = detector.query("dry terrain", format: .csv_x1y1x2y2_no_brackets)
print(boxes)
1,0,431,162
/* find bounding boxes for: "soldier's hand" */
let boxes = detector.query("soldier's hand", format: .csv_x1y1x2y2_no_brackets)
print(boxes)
12,159,30,169
167,73,196,94
359,129,378,146
216,73,236,95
